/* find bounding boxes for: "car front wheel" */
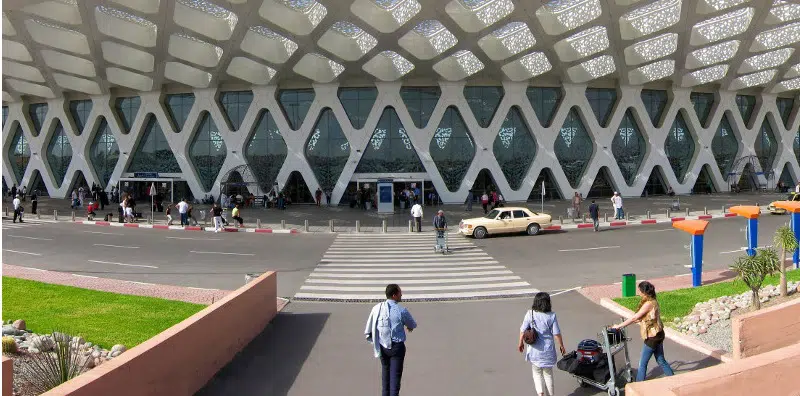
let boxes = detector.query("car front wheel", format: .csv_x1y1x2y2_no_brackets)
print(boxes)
473,226,487,239
527,223,541,236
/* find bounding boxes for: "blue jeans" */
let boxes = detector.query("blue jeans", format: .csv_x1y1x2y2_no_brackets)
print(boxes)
637,341,673,381
180,212,188,226
380,342,406,396
615,208,624,219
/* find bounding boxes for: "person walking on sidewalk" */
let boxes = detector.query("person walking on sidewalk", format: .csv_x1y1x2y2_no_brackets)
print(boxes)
481,192,489,214
588,200,599,232
364,284,418,396
232,203,244,228
466,189,474,211
410,201,423,232
12,194,23,223
611,192,624,220
166,204,174,225
211,203,223,233
30,190,38,215
612,281,674,382
176,198,189,226
315,187,323,207
518,292,566,396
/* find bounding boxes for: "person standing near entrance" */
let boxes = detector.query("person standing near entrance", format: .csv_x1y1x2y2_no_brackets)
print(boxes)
466,189,474,211
410,201,423,232
588,200,600,232
315,187,323,207
176,198,189,226
30,190,38,215
211,203,223,233
232,203,244,228
12,194,23,223
481,192,489,214
364,284,417,396
611,192,624,220
572,192,582,218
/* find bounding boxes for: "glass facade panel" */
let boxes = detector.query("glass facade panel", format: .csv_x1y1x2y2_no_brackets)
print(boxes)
736,95,756,125
664,112,695,182
795,129,800,166
9,125,30,183
641,89,667,127
777,97,794,128
279,89,315,130
338,88,378,129
2,106,8,128
612,109,646,186
355,107,425,173
114,97,140,133
555,108,594,188
165,93,195,131
219,91,253,131
29,103,48,136
90,117,119,188
69,100,93,135
429,106,476,192
245,110,288,191
305,108,350,191
526,87,562,127
711,115,739,177
46,120,72,187
585,88,617,127
779,164,794,188
127,115,181,173
754,119,777,173
464,86,503,128
189,112,227,191
690,92,714,127
400,87,441,129
494,106,536,190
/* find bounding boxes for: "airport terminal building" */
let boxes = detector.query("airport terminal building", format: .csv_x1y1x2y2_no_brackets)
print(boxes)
2,0,800,205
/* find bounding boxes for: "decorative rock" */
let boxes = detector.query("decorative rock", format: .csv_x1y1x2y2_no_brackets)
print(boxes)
94,357,101,367
101,351,108,357
28,347,40,354
111,344,126,354
698,326,708,334
2,325,23,336
91,350,101,359
72,336,85,345
85,342,93,348
11,320,26,331
30,335,54,352
84,356,95,369
110,350,122,358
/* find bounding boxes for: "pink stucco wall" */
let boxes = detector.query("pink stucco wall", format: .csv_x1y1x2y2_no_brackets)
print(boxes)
732,297,800,359
2,356,12,396
41,271,278,396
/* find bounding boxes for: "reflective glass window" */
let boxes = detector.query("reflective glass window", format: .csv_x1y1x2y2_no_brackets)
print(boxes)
165,93,195,131
641,89,667,126
69,100,93,135
355,107,424,173
190,112,227,191
47,120,72,187
245,110,288,191
400,87,441,129
494,106,536,190
736,95,756,125
2,106,8,128
114,97,140,133
777,97,794,128
795,129,800,166
612,109,646,186
219,91,253,131
127,115,181,173
90,117,119,188
690,92,714,127
711,115,739,177
338,88,378,129
526,87,562,127
429,106,476,192
585,88,617,127
29,103,48,136
464,86,503,128
305,108,350,191
8,125,30,183
555,108,594,188
279,89,315,130
664,112,695,182
755,119,777,173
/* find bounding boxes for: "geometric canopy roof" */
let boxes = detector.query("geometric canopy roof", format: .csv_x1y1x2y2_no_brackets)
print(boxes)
3,0,800,102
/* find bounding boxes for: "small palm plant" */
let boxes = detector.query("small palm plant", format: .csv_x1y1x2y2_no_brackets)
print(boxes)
22,332,87,394
730,248,780,310
773,225,798,297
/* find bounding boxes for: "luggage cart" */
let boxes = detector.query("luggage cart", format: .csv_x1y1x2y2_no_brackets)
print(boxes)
434,228,450,254
570,326,634,396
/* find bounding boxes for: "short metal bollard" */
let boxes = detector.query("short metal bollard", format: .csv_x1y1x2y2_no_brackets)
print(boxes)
686,208,690,217
604,213,608,222
558,215,563,224
304,219,309,233
666,209,671,218
583,213,587,223
281,219,286,230
256,218,261,229
330,219,335,233
37,212,40,220
382,220,387,233
4,207,8,216
356,220,361,233
408,220,413,233
704,207,708,215
646,210,651,220
722,205,726,214
626,212,630,221
54,210,58,221
71,211,76,221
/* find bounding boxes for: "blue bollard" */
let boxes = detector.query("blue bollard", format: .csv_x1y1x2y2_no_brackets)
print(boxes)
793,212,800,268
691,234,704,287
746,217,758,257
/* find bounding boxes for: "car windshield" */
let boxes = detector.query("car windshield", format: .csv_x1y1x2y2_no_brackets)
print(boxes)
484,209,501,219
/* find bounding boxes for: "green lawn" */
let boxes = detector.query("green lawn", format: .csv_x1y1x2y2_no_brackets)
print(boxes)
2,277,205,349
614,269,800,323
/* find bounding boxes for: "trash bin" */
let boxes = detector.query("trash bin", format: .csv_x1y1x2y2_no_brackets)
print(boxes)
622,274,636,297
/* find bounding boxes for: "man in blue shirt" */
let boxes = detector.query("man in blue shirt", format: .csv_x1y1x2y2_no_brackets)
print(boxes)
364,284,418,396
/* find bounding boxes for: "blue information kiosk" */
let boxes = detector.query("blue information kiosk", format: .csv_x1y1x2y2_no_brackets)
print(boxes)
377,178,394,214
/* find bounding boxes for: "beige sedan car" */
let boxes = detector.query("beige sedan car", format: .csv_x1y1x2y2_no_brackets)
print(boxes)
458,207,552,239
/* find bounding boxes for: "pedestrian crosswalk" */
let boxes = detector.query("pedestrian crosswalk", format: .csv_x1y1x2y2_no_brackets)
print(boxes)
293,233,539,302
2,219,54,230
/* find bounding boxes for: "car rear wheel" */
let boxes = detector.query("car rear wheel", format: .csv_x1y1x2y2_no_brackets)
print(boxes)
473,227,487,239
527,223,540,236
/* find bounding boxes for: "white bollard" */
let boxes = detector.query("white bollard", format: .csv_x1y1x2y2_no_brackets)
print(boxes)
281,219,286,230
54,210,58,221
330,219,335,233
356,220,361,233
382,220,387,233
304,219,309,232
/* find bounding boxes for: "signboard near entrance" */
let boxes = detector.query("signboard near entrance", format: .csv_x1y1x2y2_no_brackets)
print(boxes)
134,172,159,178
377,179,394,213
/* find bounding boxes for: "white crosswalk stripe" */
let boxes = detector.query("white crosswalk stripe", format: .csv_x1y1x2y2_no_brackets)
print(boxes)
2,219,54,230
293,233,538,302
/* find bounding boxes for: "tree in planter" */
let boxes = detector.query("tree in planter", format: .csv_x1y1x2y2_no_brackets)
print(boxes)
730,247,780,310
773,225,798,297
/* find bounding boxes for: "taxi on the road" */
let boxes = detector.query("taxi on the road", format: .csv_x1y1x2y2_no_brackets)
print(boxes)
458,207,552,239
768,192,800,214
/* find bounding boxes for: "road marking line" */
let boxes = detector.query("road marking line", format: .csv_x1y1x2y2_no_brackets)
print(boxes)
88,260,159,269
683,265,694,268
294,288,540,301
323,252,487,258
21,266,46,271
189,251,255,256
6,235,52,240
313,266,507,273
318,261,500,267
300,281,531,292
305,276,522,285
320,257,492,263
3,249,41,256
188,287,219,291
309,270,513,278
129,281,154,286
166,236,220,240
550,286,582,296
72,274,98,279
638,229,674,233
93,243,139,249
83,231,121,235
719,249,744,254
676,273,693,277
558,246,620,252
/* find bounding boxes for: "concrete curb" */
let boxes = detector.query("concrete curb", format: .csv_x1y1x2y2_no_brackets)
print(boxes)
599,298,733,363
72,220,299,234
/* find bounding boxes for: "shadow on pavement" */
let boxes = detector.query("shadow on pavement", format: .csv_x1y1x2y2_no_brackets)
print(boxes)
196,311,329,396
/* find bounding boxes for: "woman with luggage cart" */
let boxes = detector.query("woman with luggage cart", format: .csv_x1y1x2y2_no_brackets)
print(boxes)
518,292,566,396
611,281,674,382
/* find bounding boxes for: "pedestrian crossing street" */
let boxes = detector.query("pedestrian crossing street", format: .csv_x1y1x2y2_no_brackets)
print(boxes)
293,233,539,302
2,219,54,230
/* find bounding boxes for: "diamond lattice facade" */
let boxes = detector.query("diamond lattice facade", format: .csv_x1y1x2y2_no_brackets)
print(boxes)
2,0,800,204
